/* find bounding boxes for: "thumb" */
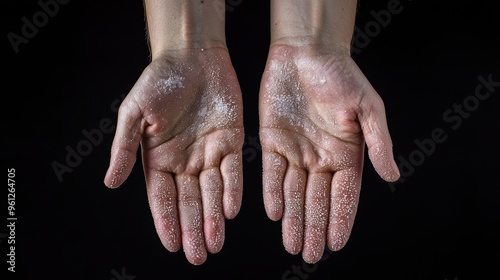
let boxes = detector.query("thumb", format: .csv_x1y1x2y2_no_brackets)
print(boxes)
358,91,400,182
104,97,144,188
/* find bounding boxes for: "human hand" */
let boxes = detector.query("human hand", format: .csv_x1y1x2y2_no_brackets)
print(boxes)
259,44,400,263
104,47,244,265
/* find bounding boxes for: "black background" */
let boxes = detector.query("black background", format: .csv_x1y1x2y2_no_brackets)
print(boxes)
3,0,500,279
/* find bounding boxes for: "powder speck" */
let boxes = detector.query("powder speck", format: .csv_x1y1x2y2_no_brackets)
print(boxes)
155,73,185,93
198,106,208,117
329,169,360,251
264,59,317,134
213,96,231,115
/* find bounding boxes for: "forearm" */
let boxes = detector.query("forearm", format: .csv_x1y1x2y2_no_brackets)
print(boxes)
144,0,226,58
270,0,357,53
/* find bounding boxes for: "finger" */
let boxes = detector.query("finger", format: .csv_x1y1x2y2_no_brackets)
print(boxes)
358,93,400,182
199,168,225,254
262,152,287,221
144,169,181,252
282,165,306,255
104,99,143,188
220,152,243,219
176,174,207,265
327,166,362,251
302,172,331,263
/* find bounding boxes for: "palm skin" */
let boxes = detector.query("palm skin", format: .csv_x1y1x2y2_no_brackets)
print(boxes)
259,45,400,264
104,48,244,265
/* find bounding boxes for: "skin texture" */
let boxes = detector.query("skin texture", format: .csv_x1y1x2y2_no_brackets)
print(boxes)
104,47,244,265
103,0,400,267
259,44,400,264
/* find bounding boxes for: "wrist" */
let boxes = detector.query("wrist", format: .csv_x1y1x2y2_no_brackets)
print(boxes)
270,0,357,55
145,0,227,59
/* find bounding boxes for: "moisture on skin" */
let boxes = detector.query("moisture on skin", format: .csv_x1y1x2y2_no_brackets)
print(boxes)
302,173,330,263
264,57,317,135
263,152,286,218
282,166,306,255
260,44,399,263
107,150,130,188
104,47,244,266
328,168,360,251
200,168,225,253
148,172,180,252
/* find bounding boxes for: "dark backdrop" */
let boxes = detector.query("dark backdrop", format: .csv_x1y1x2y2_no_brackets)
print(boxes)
3,0,499,279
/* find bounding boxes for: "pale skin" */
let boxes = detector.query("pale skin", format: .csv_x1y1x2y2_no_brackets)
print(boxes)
261,0,400,263
104,0,244,265
104,0,400,266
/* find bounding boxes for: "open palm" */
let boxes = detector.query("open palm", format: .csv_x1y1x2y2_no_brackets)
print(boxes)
259,45,400,263
104,48,244,265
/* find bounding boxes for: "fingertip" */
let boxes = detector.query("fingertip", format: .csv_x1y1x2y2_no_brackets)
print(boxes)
183,232,207,265
328,240,347,252
223,199,241,220
263,176,284,221
264,199,283,221
104,149,137,188
205,220,225,254
164,241,181,253
282,219,303,255
187,251,207,266
385,170,400,183
264,187,283,222
103,168,121,189
302,235,326,264
103,174,122,190
380,159,400,182
159,232,182,253
381,151,401,183
389,158,401,182
302,250,322,264
206,241,224,255
267,211,282,222
368,142,400,182
284,243,301,255
327,229,348,252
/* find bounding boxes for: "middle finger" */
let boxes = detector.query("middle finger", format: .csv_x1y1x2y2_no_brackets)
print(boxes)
176,174,207,265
